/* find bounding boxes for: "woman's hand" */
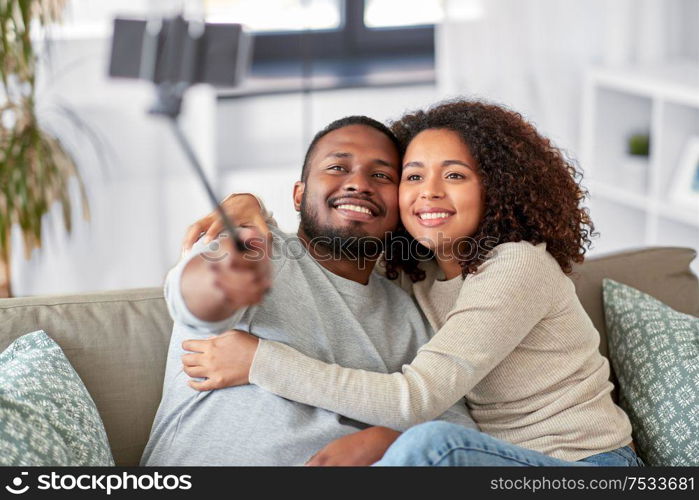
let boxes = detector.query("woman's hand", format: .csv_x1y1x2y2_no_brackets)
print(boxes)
181,330,259,391
182,193,269,253
305,427,401,466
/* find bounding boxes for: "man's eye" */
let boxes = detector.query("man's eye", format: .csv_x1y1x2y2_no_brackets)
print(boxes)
328,165,346,172
373,172,392,180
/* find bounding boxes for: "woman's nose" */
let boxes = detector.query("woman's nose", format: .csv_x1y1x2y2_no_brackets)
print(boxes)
420,178,444,199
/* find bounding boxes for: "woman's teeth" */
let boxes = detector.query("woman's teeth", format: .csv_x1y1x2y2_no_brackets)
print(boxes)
337,204,372,215
418,212,451,220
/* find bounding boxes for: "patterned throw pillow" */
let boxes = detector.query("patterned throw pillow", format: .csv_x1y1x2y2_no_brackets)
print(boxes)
603,279,699,466
0,331,114,465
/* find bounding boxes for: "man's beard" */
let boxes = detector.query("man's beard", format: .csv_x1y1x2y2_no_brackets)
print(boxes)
299,192,387,260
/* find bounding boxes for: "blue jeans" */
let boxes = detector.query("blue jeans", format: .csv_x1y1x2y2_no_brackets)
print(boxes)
375,422,645,467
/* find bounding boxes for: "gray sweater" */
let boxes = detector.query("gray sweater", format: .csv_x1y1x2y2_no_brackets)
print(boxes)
141,227,475,466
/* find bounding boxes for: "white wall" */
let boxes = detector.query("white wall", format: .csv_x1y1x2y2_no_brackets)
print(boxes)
9,0,699,295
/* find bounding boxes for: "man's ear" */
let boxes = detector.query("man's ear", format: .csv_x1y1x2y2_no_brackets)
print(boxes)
293,181,305,212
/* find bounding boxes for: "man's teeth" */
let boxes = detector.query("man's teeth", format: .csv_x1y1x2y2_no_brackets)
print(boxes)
418,212,452,220
336,204,372,215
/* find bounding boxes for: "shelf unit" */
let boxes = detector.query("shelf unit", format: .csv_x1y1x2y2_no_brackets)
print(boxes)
580,61,699,270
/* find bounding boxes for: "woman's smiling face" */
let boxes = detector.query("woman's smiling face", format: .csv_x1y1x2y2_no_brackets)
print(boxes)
399,128,485,255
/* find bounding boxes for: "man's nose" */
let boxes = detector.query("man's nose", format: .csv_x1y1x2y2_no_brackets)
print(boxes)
343,170,373,193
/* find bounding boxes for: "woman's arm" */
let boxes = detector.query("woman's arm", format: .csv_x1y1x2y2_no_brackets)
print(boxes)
249,242,556,430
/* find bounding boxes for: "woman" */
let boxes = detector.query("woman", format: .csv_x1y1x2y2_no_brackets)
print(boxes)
182,99,642,467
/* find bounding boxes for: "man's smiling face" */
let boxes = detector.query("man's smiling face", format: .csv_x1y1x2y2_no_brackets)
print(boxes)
294,124,401,252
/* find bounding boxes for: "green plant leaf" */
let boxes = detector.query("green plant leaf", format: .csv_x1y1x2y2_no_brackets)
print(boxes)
1,0,88,279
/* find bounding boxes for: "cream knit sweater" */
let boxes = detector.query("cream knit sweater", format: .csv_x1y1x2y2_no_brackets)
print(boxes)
249,240,633,461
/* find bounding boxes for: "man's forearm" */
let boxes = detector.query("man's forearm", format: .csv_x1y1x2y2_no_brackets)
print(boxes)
180,256,237,322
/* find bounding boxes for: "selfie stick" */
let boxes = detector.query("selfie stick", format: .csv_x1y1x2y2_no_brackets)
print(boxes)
169,110,246,252
139,16,247,251
151,84,246,252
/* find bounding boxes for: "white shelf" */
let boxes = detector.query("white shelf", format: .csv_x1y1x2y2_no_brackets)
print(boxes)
587,181,649,212
588,62,699,107
590,180,699,229
580,61,699,254
657,202,699,228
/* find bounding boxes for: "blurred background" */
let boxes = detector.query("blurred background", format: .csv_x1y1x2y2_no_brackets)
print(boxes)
3,0,698,296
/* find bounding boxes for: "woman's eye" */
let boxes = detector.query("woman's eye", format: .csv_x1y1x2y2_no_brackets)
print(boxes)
446,172,465,180
405,174,421,181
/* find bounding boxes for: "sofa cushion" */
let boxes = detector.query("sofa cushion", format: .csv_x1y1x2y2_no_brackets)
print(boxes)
0,288,172,466
571,247,699,361
603,279,699,466
0,331,114,465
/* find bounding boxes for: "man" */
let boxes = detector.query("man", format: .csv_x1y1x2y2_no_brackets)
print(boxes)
141,116,475,466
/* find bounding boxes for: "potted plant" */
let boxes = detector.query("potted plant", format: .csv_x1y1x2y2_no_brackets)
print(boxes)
0,0,89,297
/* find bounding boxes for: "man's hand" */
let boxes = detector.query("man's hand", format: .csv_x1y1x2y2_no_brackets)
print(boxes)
182,330,260,391
182,193,270,253
305,427,401,466
180,227,272,321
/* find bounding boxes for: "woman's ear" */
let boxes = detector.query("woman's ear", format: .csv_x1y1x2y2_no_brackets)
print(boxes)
293,181,305,212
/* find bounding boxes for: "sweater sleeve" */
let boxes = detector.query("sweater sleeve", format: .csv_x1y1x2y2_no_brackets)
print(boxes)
167,193,278,334
249,243,555,430
164,237,248,335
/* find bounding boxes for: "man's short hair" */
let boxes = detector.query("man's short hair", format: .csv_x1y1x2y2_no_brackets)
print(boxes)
300,116,400,182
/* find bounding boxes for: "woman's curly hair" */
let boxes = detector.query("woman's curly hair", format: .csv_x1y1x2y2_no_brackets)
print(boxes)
383,99,595,282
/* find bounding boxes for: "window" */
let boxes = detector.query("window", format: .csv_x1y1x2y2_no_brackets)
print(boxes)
364,0,443,28
204,0,435,61
205,0,342,32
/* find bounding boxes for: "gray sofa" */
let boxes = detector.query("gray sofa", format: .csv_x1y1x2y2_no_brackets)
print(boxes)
1,247,698,466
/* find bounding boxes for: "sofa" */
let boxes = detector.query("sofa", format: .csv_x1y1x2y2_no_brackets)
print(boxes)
1,246,698,466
